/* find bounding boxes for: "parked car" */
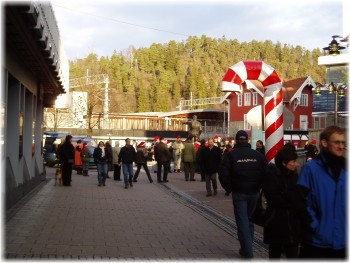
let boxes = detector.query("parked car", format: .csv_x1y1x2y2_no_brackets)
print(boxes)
43,132,97,168
43,132,67,167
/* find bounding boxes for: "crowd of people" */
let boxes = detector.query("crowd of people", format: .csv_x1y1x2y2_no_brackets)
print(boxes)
220,126,346,260
56,134,245,189
56,125,346,260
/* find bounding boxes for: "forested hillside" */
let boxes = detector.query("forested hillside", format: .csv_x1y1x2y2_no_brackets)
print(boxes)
69,35,326,113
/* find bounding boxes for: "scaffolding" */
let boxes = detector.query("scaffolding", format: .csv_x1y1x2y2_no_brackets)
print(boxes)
176,93,224,111
176,93,229,136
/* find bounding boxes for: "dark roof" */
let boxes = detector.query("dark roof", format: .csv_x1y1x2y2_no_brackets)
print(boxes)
282,77,309,102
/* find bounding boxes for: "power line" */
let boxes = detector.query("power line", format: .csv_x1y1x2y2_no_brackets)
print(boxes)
53,4,190,38
52,4,253,57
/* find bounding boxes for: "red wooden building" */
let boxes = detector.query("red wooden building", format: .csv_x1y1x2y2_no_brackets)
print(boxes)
220,76,317,143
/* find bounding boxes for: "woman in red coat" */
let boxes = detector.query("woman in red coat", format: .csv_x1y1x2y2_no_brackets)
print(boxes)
74,140,83,174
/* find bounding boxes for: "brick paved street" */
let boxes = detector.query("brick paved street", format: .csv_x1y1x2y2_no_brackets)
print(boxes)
5,165,268,260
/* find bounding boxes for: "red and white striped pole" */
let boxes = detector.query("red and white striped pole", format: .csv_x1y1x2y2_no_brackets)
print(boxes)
221,61,284,163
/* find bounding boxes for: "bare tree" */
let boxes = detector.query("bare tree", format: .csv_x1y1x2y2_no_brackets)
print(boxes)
43,108,71,130
70,76,107,137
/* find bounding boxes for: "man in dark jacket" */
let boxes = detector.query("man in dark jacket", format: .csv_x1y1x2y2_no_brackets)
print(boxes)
105,141,113,178
59,135,75,186
220,130,268,259
196,139,207,182
199,138,222,196
133,142,153,183
154,137,172,183
118,138,136,189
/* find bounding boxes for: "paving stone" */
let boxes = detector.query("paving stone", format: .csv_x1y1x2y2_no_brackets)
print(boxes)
5,166,268,260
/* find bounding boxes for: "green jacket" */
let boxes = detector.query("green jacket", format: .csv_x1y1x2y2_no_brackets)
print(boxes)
182,142,196,162
80,147,92,162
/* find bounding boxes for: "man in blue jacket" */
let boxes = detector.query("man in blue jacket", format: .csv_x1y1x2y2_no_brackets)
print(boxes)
220,130,268,258
298,126,346,259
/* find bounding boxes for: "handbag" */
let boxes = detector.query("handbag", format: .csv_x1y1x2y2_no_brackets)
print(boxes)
250,190,269,227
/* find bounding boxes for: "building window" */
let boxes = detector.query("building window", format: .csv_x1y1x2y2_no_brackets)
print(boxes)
237,94,242,107
314,116,320,129
244,114,251,130
244,93,251,106
252,92,258,105
300,94,308,106
285,124,293,130
313,116,326,129
300,115,308,130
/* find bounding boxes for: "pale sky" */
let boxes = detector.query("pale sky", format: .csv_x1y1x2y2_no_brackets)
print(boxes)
45,0,350,60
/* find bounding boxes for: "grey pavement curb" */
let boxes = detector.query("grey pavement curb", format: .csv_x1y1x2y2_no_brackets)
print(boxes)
156,182,268,256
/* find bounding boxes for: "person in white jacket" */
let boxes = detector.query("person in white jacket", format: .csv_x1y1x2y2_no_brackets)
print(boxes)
172,136,184,172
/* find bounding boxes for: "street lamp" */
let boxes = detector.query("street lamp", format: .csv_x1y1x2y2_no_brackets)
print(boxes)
314,82,347,126
323,35,347,55
318,35,348,126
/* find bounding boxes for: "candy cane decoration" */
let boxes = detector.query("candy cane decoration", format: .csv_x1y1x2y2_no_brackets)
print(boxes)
221,61,284,162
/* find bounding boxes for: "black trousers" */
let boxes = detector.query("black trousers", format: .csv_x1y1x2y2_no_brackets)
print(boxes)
269,243,299,259
157,162,169,182
61,162,72,186
113,164,121,180
299,243,346,259
205,173,218,194
183,162,195,180
134,163,153,182
199,164,205,181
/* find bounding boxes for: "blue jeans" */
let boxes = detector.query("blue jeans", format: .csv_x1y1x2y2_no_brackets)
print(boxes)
97,161,108,185
232,192,259,258
122,162,134,186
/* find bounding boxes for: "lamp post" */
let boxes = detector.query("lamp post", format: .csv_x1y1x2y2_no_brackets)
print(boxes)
314,82,347,126
318,35,348,126
323,35,346,55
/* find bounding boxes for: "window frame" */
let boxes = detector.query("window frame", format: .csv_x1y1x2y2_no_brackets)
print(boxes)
244,92,251,106
237,93,242,107
244,114,251,130
300,94,308,107
252,92,258,105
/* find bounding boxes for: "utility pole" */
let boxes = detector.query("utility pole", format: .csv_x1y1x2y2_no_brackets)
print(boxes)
190,92,193,109
103,75,109,129
70,72,110,129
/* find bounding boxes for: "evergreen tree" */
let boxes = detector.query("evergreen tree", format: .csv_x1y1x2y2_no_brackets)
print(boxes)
69,38,327,113
136,75,151,112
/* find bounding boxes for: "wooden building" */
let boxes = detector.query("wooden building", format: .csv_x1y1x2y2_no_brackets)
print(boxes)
45,109,229,141
220,77,317,146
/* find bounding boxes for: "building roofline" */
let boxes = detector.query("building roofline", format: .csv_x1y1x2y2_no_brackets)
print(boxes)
288,76,317,104
219,92,233,104
119,109,228,118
